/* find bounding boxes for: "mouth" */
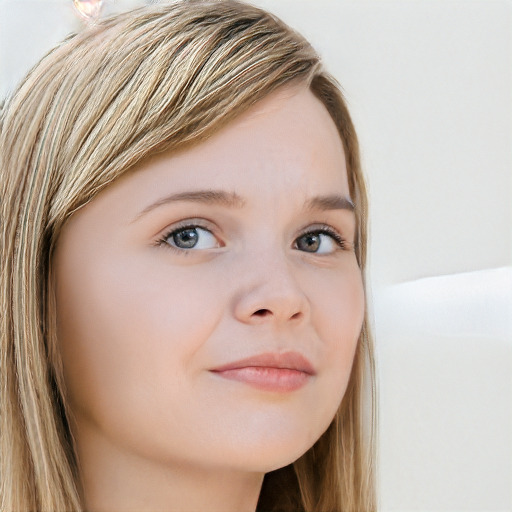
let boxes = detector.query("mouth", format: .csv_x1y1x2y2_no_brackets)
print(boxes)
210,351,316,392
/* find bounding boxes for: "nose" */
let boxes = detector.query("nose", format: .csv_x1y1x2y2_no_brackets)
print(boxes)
232,253,310,325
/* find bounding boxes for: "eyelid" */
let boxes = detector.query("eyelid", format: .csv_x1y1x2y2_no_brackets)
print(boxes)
295,223,353,252
154,218,222,251
153,219,353,254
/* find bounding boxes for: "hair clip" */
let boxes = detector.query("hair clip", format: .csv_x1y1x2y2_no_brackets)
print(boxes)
73,0,104,23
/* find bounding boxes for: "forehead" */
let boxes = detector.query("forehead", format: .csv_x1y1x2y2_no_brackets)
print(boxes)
72,85,351,226
125,86,348,197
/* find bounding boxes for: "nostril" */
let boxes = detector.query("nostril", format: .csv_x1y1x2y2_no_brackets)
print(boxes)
253,309,271,317
252,309,303,320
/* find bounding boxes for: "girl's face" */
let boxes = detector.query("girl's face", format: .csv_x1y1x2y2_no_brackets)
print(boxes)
52,85,364,475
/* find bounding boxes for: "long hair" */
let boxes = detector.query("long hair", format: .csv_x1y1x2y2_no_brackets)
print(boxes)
0,1,377,510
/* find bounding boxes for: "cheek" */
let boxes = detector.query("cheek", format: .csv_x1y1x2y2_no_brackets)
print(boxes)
54,249,223,420
313,258,363,319
328,269,364,354
308,262,364,387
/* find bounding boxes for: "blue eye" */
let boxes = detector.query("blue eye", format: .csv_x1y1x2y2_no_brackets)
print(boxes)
295,229,346,254
158,223,347,254
161,225,219,251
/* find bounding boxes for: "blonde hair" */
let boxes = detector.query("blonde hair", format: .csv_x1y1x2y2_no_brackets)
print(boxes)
0,1,377,510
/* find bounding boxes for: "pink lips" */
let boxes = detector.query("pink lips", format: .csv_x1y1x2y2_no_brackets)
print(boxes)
210,352,315,392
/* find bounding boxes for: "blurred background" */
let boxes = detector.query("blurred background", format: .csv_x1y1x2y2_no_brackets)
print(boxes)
1,1,511,510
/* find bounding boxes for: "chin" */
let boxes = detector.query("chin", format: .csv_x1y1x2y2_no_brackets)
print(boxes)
216,423,326,474
240,441,316,474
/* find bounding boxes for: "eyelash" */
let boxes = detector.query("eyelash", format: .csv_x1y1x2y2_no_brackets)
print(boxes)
155,220,214,255
297,225,348,251
155,222,349,254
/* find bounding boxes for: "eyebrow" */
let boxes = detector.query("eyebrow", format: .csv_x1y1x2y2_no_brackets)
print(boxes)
132,190,245,222
131,189,355,223
304,194,355,212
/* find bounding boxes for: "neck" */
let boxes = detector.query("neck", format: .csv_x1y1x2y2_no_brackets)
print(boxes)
74,419,264,512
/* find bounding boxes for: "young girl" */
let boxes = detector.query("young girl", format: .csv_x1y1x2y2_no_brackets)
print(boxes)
0,1,377,510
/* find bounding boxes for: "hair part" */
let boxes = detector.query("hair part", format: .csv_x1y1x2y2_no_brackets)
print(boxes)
0,1,377,510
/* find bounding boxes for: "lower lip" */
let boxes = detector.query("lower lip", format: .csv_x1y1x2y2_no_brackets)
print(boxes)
211,367,311,392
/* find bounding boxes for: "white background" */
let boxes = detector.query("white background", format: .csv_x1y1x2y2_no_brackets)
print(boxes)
1,1,511,510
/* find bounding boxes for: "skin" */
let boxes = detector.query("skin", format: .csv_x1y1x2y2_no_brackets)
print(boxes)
52,85,365,512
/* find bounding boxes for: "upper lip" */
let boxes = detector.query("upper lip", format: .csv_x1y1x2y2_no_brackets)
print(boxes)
210,351,316,375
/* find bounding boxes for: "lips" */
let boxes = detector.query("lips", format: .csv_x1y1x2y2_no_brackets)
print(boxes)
210,351,316,392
